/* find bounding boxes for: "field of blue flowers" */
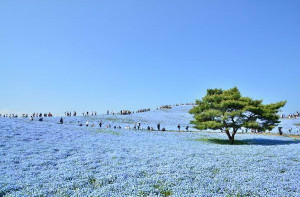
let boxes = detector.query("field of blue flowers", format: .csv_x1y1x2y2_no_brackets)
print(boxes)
1,106,300,196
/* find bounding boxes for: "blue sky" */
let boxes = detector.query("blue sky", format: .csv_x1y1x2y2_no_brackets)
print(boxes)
0,0,299,115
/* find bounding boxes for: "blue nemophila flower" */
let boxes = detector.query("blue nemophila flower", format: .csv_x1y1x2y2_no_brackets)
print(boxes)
0,106,299,196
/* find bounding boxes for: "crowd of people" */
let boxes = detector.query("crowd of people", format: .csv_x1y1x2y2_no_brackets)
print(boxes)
9,103,192,119
2,103,298,135
120,110,132,115
0,110,101,119
158,105,172,110
63,111,100,116
65,111,76,116
136,108,151,113
107,108,152,116
0,113,52,118
107,104,195,116
1,103,195,129
82,111,98,116
281,111,300,119
156,103,195,110
55,117,190,132
175,103,195,106
0,114,19,118
26,112,53,120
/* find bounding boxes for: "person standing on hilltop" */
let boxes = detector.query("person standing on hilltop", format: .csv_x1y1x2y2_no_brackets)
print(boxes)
157,123,160,131
178,124,181,131
60,117,63,124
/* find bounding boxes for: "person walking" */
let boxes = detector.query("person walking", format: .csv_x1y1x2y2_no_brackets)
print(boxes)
137,122,141,130
157,123,160,131
178,124,181,131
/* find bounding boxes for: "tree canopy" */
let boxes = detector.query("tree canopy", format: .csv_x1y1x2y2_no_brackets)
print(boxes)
189,87,286,144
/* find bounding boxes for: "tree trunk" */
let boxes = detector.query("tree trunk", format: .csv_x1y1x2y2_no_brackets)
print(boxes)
225,129,233,143
231,129,237,144
231,133,235,144
225,128,237,144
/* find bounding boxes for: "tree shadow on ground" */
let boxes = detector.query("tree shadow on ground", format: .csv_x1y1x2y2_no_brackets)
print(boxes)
243,138,300,146
196,138,300,146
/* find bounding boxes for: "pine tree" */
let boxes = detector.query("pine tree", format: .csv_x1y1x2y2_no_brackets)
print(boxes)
189,87,286,144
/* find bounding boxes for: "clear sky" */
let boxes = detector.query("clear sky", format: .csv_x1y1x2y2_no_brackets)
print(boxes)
0,0,299,115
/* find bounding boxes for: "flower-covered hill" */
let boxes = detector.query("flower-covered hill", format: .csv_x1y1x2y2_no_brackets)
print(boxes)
44,105,300,135
44,105,196,131
0,106,300,196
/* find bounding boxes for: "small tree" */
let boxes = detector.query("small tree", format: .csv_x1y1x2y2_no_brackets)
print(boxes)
189,87,286,144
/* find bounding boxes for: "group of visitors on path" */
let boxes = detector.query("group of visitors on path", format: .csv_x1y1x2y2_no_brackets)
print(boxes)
56,117,190,132
281,111,300,119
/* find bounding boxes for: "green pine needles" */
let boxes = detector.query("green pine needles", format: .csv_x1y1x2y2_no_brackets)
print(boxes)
189,87,286,144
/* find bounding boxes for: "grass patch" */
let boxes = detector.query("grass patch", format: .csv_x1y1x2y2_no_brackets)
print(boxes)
195,138,248,145
153,184,172,197
280,169,286,173
294,123,300,126
211,168,220,175
88,176,97,185
104,117,119,122
95,129,120,136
